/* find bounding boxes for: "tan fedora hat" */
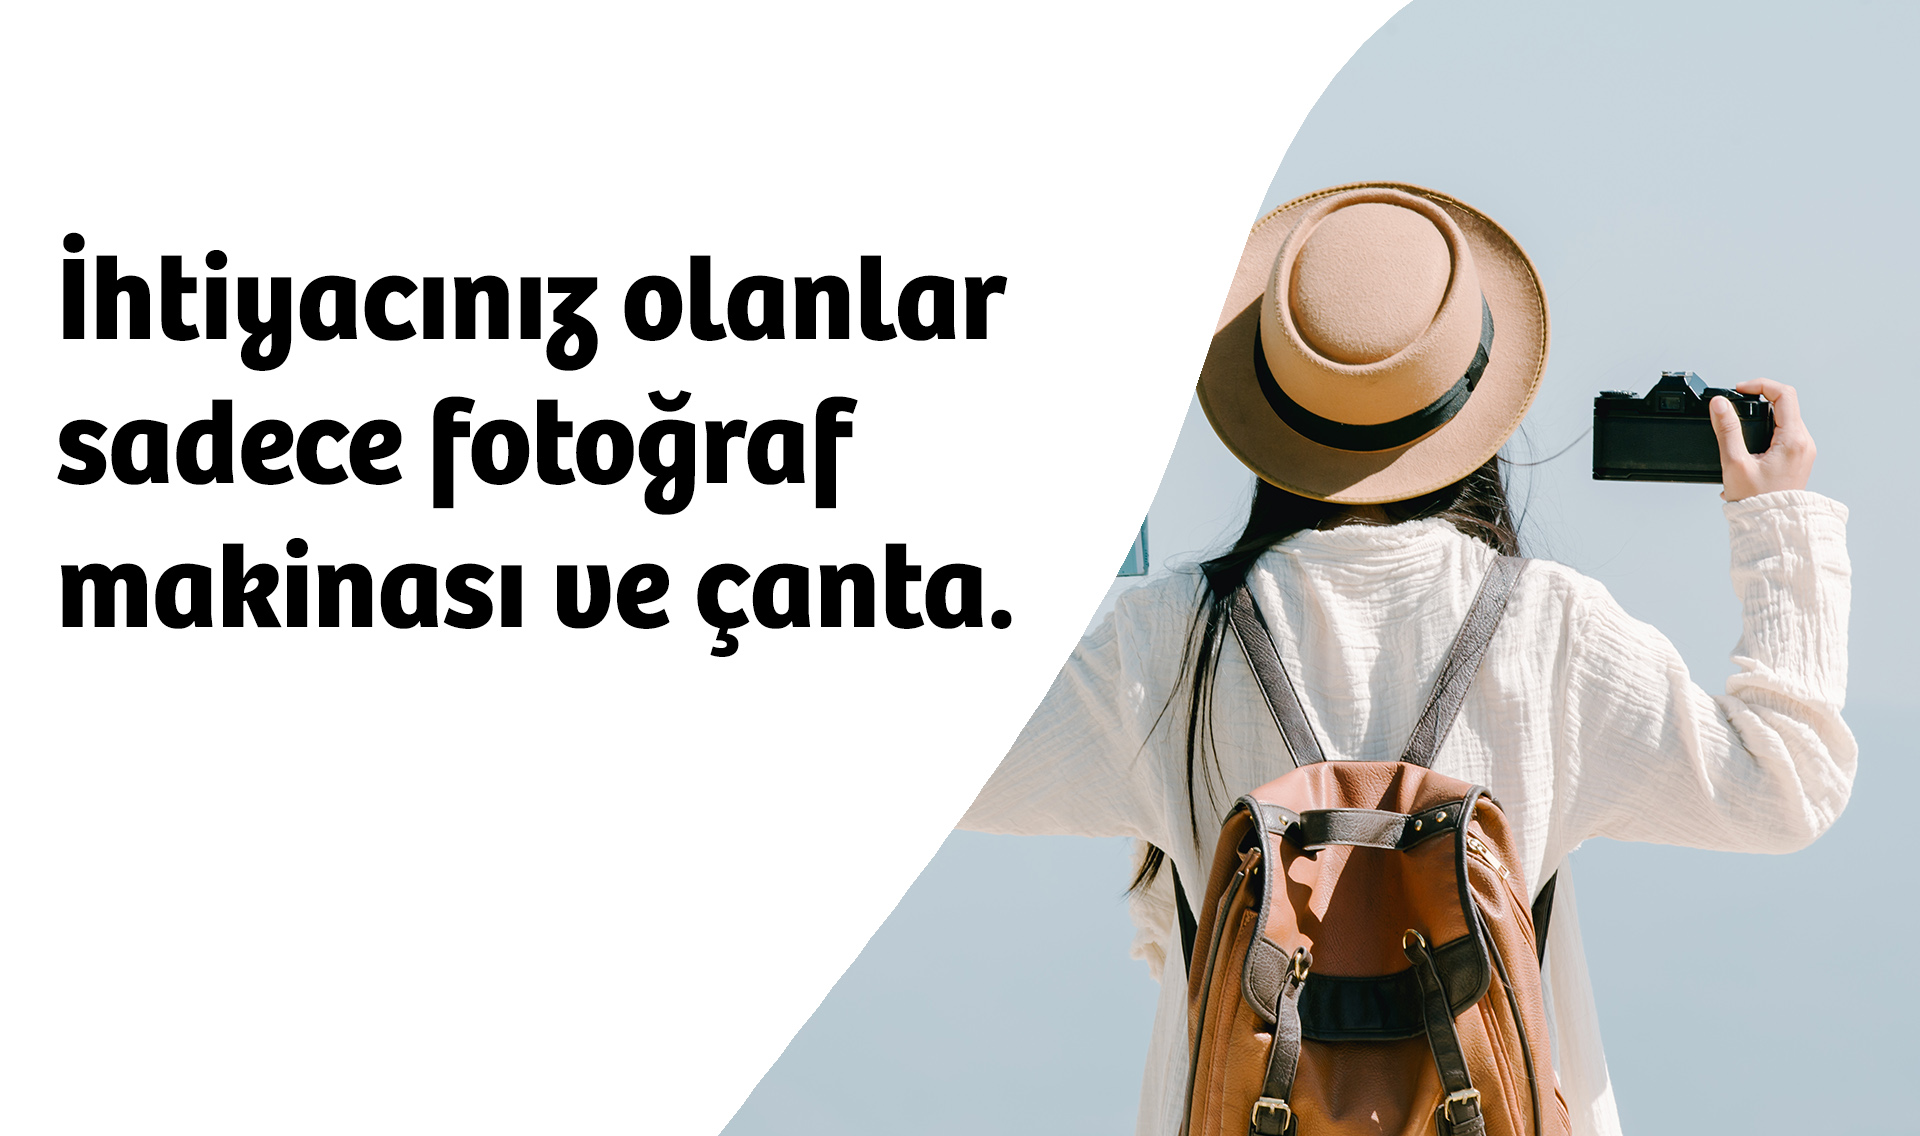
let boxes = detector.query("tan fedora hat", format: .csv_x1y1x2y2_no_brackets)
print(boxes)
1197,182,1549,503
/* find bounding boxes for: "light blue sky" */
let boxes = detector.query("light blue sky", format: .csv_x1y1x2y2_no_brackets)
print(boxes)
727,2,1915,1131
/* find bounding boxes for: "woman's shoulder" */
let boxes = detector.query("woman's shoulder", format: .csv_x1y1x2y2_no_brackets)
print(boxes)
1104,521,1621,643
1257,517,1601,592
1263,516,1614,624
1510,551,1608,605
1107,566,1209,634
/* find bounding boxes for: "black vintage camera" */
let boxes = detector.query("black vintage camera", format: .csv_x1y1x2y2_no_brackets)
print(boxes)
1592,372,1774,483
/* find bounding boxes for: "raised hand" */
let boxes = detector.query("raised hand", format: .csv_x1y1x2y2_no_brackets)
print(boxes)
1711,379,1816,502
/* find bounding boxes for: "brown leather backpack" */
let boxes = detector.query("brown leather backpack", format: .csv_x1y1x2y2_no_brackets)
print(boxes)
1178,557,1569,1136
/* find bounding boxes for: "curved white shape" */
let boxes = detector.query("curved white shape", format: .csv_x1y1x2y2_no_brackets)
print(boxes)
0,2,1410,1133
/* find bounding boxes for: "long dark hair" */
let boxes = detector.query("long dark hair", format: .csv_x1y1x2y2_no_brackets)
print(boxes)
1129,456,1521,893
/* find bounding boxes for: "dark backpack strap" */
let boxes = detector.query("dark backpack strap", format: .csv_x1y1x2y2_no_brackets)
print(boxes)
1171,860,1198,973
1212,570,1327,769
1406,932,1489,1136
1531,871,1558,967
1399,555,1527,768
1250,948,1311,1136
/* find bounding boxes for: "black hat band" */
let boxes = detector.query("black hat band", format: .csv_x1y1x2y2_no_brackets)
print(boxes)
1255,296,1494,453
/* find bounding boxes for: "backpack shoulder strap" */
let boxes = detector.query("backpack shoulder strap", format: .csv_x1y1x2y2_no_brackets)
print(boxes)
1399,553,1561,966
1531,870,1558,967
1171,860,1198,972
1399,554,1527,768
1211,567,1326,768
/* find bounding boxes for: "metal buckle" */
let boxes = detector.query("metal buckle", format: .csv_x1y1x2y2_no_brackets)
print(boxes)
1442,1088,1482,1123
1250,1096,1293,1135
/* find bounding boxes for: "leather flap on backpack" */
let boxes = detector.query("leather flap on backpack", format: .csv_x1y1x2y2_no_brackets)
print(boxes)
1236,763,1495,1039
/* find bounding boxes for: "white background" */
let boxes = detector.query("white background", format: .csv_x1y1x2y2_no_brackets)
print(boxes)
0,4,1410,1133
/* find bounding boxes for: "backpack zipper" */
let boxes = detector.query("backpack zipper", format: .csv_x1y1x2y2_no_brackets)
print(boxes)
1179,845,1261,1136
1465,833,1511,880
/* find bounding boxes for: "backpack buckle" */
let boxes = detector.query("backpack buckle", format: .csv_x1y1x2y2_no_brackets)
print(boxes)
1441,1088,1482,1123
1249,1096,1293,1136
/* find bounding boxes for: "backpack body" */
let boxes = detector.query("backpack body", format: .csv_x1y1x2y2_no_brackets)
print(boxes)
1180,557,1569,1136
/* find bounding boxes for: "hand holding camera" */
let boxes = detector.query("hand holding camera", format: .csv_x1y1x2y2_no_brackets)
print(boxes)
1711,378,1815,502
1592,371,1816,500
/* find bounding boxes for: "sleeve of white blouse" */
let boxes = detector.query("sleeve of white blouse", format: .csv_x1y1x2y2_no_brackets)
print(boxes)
956,580,1188,846
1556,490,1855,853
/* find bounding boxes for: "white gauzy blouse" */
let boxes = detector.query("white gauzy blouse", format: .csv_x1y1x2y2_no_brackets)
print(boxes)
960,490,1853,1136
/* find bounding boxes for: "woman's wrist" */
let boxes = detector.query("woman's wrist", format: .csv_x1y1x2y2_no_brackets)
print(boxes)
1724,490,1850,573
1722,489,1847,519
